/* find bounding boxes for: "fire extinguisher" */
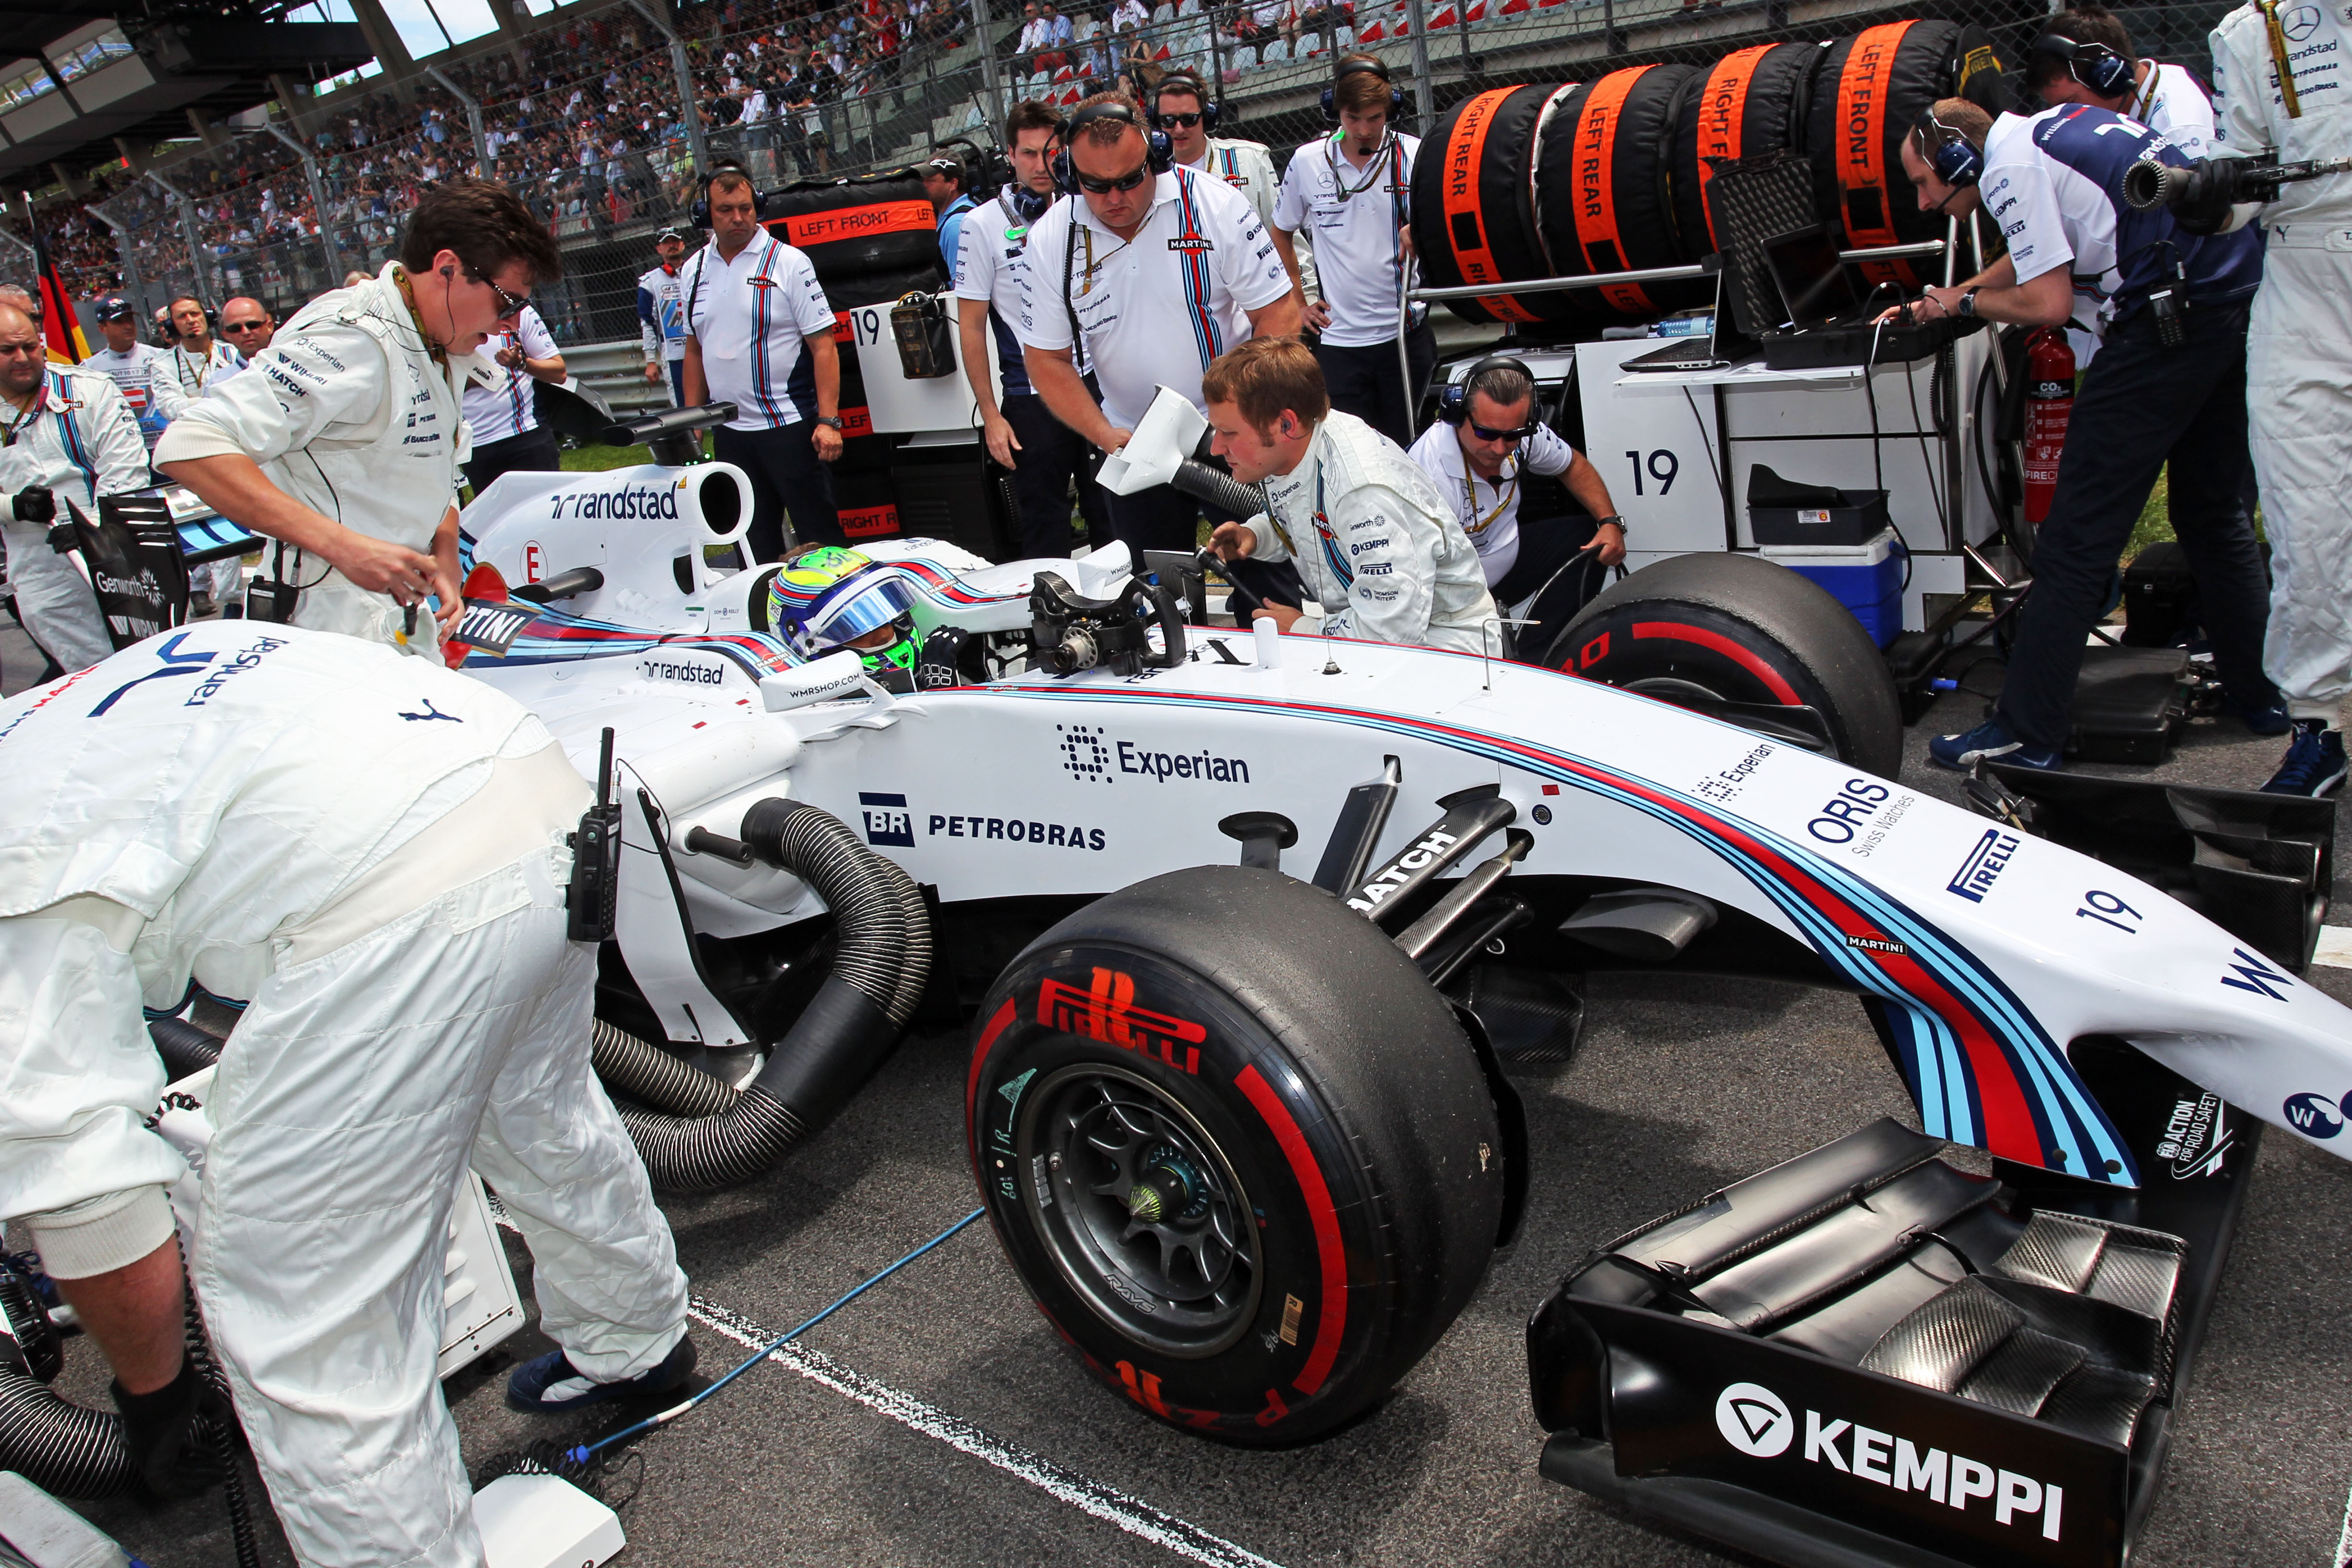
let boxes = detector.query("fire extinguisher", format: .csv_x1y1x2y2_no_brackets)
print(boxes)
2021,327,2076,525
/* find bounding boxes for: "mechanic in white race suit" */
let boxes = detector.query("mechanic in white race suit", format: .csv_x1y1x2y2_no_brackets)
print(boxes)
0,624,691,1568
155,182,564,652
1204,335,1496,652
2204,0,2352,794
0,301,150,675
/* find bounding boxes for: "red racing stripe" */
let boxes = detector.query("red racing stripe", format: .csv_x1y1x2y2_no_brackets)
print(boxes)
1234,1064,1346,1397
1632,621,1802,704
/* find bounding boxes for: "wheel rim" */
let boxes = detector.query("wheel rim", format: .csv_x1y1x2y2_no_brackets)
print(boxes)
1020,1063,1263,1359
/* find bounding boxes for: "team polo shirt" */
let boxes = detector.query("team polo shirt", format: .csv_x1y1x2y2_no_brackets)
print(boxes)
463,306,560,447
1407,420,1576,587
1016,165,1292,430
680,233,837,429
2132,61,2217,157
637,263,689,364
166,339,244,399
954,184,1055,398
87,342,184,453
1983,105,2263,334
1179,138,1281,233
937,190,979,276
1274,131,1421,347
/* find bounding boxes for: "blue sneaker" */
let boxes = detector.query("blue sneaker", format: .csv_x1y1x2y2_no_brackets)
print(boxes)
2260,720,2349,797
1928,717,2061,772
2224,696,2293,736
507,1335,696,1415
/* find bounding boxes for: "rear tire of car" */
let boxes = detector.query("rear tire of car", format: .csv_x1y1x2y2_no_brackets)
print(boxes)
967,865,1505,1446
1544,551,1904,779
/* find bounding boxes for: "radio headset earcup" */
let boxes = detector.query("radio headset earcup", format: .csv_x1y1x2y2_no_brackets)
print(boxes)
688,165,766,228
1435,354,1534,425
1914,110,1983,188
1147,128,1174,172
2076,43,2134,97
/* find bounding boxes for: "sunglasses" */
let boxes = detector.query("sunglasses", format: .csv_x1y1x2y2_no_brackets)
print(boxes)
466,264,532,318
1157,111,1204,127
1468,420,1540,443
1075,159,1152,195
223,319,270,333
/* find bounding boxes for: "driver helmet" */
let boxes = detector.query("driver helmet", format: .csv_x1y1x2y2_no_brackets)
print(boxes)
766,545,922,674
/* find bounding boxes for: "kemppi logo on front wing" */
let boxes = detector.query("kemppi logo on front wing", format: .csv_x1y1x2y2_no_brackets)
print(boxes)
1038,968,1206,1074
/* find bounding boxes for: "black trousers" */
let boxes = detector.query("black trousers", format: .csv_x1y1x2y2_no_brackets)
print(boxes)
1001,392,1109,558
1313,321,1436,449
462,425,561,495
713,420,841,562
1995,299,2276,751
1490,512,1604,665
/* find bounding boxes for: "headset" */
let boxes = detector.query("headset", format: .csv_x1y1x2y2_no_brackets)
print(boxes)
1147,72,1222,135
1436,355,1537,426
2031,32,2136,98
1322,56,1406,125
1912,106,1984,190
688,161,769,228
1049,100,1171,195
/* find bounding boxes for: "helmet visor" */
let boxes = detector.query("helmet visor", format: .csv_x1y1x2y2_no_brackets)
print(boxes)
805,572,920,649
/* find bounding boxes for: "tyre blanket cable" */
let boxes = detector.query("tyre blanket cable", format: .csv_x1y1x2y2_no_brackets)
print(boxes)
565,1208,984,1466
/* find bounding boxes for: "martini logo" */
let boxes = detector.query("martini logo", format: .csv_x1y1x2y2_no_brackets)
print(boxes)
1037,968,1206,1074
1715,1383,1793,1457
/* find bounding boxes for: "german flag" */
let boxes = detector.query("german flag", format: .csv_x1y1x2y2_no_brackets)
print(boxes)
29,216,87,363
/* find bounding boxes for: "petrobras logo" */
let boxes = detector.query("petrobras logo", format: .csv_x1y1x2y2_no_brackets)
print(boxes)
547,482,681,521
1713,1382,2067,1541
1946,828,2019,903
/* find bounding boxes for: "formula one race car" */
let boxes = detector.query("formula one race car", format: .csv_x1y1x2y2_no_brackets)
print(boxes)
143,403,2352,1568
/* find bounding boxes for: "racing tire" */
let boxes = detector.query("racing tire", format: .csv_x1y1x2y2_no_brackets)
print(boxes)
968,866,1504,1446
1545,552,1903,780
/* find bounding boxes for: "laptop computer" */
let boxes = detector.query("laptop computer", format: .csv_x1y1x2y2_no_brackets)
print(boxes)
1762,222,1867,330
1621,261,1751,373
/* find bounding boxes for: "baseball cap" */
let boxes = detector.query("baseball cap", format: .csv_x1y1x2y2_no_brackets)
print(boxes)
655,225,687,243
94,296,134,322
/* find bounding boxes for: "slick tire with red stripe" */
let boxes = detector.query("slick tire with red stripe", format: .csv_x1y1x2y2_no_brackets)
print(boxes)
1546,551,1902,780
967,865,1504,1446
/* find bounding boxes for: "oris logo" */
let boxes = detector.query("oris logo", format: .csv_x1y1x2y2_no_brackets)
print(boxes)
1715,1383,1793,1457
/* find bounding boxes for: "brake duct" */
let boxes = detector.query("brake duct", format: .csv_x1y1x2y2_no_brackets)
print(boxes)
593,800,932,1192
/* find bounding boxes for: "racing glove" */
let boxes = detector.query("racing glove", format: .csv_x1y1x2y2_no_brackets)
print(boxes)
112,1358,235,1500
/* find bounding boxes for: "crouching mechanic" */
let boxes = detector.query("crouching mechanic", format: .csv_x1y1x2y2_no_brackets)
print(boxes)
0,625,691,1567
156,181,563,650
1204,336,1496,652
1408,355,1625,662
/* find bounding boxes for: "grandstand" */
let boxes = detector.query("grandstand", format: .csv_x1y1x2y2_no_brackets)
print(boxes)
2,0,2233,355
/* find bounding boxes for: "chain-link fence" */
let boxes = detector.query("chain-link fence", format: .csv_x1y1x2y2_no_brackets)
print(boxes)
0,0,2252,355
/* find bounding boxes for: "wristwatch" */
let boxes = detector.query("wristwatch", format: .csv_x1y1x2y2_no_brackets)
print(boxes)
1957,287,1982,319
815,415,845,429
1595,514,1626,534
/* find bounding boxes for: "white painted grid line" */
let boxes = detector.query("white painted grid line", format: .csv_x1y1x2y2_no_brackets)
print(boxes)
684,1296,1288,1568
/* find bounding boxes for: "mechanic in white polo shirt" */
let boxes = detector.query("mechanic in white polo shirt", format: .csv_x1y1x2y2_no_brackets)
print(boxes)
956,98,1111,558
680,165,845,560
462,303,568,494
2030,7,2217,155
1017,94,1299,558
1271,56,1428,446
1147,74,1308,293
1407,355,1626,662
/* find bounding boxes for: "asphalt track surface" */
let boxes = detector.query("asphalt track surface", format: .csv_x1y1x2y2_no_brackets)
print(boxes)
12,621,2352,1568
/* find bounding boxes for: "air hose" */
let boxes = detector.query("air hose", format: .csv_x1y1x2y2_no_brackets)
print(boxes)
150,1016,224,1079
599,801,931,1192
1171,459,1268,523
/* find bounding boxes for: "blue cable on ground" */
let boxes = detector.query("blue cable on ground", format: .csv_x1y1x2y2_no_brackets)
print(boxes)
569,1207,985,1464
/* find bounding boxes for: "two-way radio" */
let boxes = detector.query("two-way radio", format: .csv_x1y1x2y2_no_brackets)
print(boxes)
567,726,624,943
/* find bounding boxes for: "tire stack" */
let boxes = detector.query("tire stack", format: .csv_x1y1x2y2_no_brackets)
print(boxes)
763,169,945,545
1409,20,2010,326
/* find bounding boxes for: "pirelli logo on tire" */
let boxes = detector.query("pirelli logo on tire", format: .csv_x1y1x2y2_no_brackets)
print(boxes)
1037,968,1207,1074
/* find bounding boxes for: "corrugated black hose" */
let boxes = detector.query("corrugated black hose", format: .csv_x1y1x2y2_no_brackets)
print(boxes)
597,800,931,1192
1172,459,1268,524
150,1016,224,1079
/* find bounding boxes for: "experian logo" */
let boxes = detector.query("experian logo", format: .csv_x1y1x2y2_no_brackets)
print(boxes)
1714,1382,2064,1540
1946,828,2019,903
